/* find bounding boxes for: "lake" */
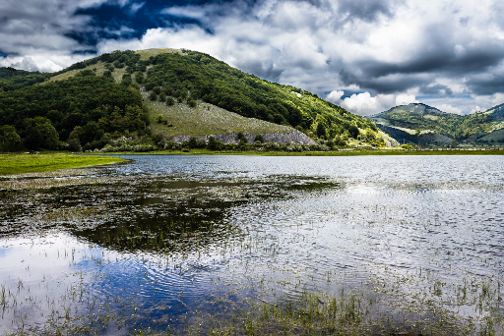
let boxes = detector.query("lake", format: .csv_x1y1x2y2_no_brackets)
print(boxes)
0,155,503,334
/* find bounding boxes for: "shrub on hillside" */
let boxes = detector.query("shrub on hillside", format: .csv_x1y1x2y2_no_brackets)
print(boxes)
0,125,22,151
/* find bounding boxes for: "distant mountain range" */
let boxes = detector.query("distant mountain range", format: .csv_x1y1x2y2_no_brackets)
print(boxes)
371,103,504,146
0,49,389,152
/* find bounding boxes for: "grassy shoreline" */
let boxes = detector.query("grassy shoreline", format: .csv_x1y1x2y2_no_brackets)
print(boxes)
0,153,126,175
98,148,504,156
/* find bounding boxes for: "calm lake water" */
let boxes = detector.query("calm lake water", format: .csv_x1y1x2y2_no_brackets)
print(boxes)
0,155,503,334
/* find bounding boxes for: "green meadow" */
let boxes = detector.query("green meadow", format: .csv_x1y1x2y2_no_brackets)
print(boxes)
0,153,125,175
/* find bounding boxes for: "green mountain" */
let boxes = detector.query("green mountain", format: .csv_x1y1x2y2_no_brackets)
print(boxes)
458,104,504,144
0,49,389,152
371,103,504,147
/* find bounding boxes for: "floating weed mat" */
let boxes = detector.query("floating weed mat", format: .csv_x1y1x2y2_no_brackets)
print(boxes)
0,173,340,254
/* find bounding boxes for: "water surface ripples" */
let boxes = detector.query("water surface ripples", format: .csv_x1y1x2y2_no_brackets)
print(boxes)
0,154,503,334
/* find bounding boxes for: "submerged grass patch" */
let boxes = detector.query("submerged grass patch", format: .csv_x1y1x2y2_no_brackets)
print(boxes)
185,291,501,336
0,153,125,175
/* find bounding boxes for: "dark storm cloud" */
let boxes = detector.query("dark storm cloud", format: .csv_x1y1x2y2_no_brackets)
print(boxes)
345,73,427,94
357,47,504,78
337,0,396,21
419,84,454,96
467,73,504,96
240,60,284,82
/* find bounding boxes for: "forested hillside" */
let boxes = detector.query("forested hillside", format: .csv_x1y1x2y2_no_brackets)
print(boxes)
0,71,147,151
0,49,389,152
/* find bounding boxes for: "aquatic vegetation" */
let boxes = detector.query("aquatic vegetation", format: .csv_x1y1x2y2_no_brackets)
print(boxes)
0,167,339,254
185,291,500,336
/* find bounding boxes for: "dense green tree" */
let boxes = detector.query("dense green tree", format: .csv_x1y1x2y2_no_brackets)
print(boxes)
79,121,104,148
186,137,205,148
0,125,22,151
121,74,132,85
316,122,327,138
348,125,360,138
135,72,144,84
166,97,175,106
187,99,197,108
254,134,264,143
67,126,82,152
207,136,223,150
21,117,59,150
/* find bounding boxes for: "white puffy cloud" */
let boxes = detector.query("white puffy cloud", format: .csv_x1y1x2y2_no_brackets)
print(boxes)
434,104,463,115
326,90,345,103
0,54,88,73
326,91,418,115
341,92,389,116
395,94,419,106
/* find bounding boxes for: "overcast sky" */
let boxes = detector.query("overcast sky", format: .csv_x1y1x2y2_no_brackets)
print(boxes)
2,0,504,115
